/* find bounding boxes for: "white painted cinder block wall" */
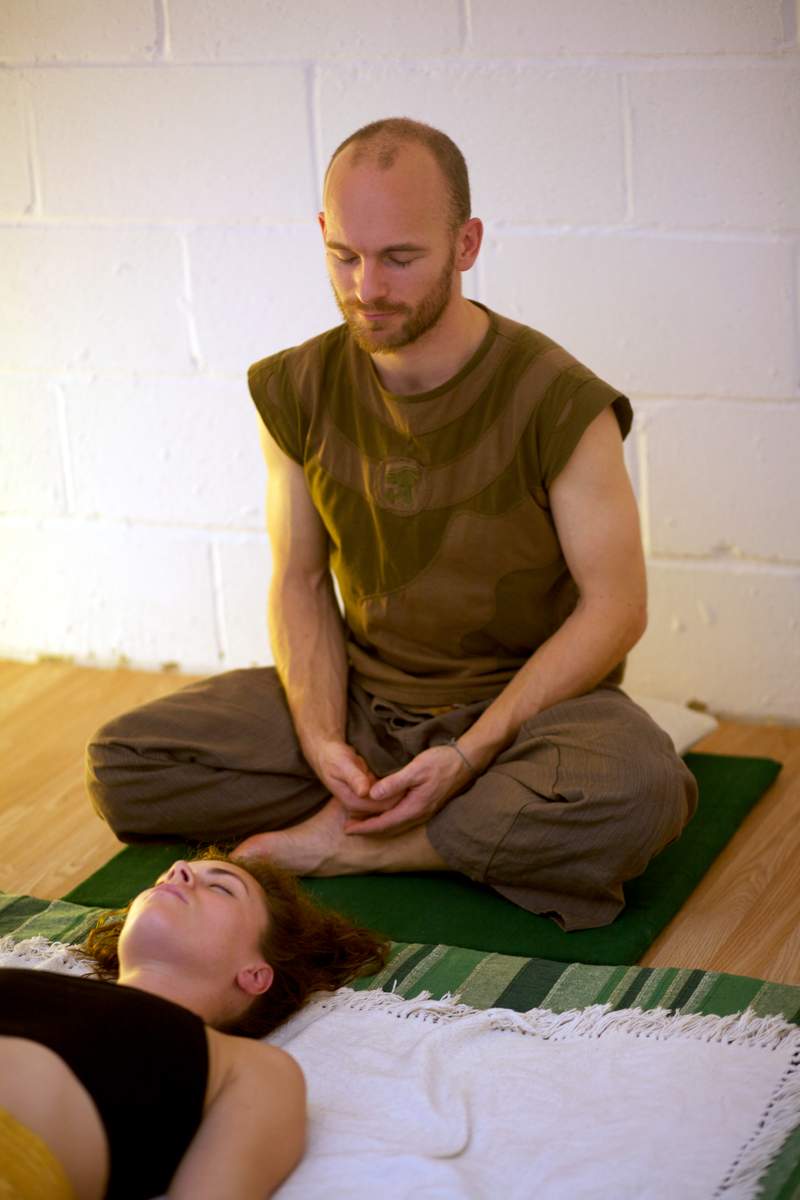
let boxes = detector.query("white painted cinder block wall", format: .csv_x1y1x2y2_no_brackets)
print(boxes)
1,1,798,721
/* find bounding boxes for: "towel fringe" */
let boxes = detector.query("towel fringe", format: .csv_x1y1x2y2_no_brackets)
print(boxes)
0,934,92,975
313,985,800,1053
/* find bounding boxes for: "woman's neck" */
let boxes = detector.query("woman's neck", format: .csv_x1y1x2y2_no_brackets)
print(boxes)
116,963,215,1024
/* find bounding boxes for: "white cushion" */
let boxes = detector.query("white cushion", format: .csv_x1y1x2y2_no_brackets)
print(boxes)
626,693,718,755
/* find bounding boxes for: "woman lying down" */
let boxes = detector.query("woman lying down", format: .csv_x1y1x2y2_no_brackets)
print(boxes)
0,853,389,1200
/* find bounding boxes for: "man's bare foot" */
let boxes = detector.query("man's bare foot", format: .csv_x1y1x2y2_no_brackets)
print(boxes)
233,797,449,877
234,798,354,875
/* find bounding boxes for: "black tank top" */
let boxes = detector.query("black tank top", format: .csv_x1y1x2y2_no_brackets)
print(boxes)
0,968,209,1199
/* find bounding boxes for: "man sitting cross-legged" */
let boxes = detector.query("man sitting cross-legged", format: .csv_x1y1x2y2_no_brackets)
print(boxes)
87,118,697,932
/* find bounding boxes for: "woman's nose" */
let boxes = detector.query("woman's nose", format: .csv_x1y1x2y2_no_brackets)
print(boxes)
167,860,193,885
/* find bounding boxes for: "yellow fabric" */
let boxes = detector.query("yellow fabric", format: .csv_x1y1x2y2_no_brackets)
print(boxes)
0,1108,75,1200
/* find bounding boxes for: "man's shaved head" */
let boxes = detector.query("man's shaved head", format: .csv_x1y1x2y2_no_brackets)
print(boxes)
324,117,471,232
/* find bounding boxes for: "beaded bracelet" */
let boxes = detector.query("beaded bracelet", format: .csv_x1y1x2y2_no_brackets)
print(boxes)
448,737,476,773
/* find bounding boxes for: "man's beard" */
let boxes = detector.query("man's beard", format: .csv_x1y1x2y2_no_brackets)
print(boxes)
331,244,456,355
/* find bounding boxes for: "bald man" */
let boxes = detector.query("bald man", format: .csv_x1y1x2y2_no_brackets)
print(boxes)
87,118,697,932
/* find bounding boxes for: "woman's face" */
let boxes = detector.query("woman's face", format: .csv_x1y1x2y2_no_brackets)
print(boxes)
119,858,270,980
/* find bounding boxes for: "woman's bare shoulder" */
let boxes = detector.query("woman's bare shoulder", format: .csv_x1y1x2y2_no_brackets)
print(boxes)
207,1026,305,1093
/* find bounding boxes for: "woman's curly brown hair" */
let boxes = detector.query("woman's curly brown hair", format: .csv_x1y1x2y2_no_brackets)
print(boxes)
80,849,391,1038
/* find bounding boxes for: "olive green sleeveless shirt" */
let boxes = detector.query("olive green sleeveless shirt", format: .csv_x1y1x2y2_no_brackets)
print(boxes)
248,304,632,706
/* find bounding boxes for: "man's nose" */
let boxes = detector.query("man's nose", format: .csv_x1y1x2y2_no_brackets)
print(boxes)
354,259,387,305
167,860,193,885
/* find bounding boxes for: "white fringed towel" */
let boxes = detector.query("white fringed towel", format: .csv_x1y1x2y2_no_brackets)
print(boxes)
0,935,93,976
3,939,799,1198
268,988,800,1200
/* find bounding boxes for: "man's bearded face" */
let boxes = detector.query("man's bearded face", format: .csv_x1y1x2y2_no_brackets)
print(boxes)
328,240,457,355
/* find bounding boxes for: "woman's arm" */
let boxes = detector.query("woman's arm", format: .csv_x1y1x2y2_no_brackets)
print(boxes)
168,1041,306,1199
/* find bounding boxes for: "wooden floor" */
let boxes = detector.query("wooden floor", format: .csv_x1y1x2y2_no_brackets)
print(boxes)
2,660,799,986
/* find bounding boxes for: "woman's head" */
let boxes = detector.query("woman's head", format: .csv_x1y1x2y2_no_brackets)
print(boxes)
82,850,390,1036
117,856,275,1026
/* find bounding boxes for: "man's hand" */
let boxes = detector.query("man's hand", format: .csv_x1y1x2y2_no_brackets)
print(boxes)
344,744,475,836
310,740,384,816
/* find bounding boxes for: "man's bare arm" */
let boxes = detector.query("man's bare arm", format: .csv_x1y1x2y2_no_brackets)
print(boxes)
356,405,647,833
259,421,377,807
457,404,647,771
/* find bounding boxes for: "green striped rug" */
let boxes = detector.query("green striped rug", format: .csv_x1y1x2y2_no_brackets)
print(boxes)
4,891,798,1025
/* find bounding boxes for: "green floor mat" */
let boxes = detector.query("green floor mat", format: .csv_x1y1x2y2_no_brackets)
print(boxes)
63,752,780,964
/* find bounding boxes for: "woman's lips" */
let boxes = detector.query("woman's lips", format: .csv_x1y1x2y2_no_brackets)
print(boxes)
154,883,188,903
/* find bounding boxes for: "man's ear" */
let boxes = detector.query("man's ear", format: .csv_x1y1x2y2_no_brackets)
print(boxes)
317,211,326,237
236,961,274,998
456,216,483,272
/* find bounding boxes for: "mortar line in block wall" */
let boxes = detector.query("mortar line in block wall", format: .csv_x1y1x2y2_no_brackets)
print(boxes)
619,73,634,224
209,541,228,665
307,64,323,211
0,366,254,387
2,54,798,70
484,224,795,245
177,230,203,371
644,555,800,576
631,394,800,408
460,0,473,53
53,381,75,514
20,74,42,218
0,218,324,234
157,0,172,61
793,240,800,393
782,0,799,46
0,214,794,242
0,514,271,542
